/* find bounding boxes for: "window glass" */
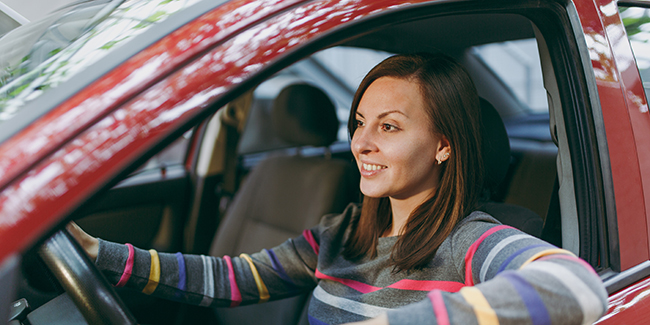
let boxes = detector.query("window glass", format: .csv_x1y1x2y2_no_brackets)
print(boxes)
620,6,650,100
0,0,202,124
312,47,393,94
252,46,392,143
134,130,192,173
471,39,547,113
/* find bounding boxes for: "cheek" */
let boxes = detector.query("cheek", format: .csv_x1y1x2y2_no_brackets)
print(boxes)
391,140,435,168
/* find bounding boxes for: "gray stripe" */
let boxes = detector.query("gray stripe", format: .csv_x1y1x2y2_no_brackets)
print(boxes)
524,261,603,324
479,234,530,282
312,286,391,318
199,255,214,306
206,256,215,299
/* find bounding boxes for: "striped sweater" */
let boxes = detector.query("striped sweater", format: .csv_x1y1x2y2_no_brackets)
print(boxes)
95,203,607,324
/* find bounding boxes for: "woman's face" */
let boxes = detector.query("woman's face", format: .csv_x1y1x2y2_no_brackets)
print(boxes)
351,77,449,202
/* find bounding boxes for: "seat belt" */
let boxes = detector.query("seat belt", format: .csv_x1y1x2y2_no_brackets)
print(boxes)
215,91,253,216
184,91,253,254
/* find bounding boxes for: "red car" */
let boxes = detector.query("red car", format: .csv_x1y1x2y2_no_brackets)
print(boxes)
1,0,649,323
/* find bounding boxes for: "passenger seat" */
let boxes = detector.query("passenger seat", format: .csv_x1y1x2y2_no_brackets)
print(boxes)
209,83,359,325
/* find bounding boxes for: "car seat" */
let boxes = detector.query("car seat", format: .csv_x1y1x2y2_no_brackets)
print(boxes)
209,83,359,325
477,98,544,236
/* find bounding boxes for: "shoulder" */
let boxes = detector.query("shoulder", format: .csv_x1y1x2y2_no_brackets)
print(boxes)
449,211,503,245
447,211,524,266
449,210,555,284
450,210,545,249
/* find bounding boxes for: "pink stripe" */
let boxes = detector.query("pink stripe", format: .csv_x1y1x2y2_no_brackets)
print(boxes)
388,279,465,292
428,290,450,325
315,269,381,293
464,225,512,286
303,229,319,255
315,269,466,294
115,243,134,287
223,256,242,307
537,254,598,276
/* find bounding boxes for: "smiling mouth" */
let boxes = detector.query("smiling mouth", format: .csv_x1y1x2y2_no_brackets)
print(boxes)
362,163,387,171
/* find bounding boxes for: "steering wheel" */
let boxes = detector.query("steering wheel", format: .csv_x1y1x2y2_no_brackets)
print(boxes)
38,229,137,324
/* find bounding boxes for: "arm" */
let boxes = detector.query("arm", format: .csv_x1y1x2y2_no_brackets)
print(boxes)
68,222,320,307
380,220,607,324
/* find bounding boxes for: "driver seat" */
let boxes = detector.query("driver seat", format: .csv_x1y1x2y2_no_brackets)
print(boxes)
477,98,543,236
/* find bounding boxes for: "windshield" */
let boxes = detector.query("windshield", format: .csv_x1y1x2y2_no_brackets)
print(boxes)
0,0,202,124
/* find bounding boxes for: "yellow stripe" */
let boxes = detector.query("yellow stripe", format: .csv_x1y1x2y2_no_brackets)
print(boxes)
460,287,499,325
143,249,160,294
519,248,575,269
240,254,270,303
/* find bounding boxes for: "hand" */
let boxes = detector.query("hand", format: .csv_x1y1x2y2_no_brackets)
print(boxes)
344,313,389,325
66,222,99,262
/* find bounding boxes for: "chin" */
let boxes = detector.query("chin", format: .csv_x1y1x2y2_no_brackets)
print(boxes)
362,194,386,199
359,188,388,199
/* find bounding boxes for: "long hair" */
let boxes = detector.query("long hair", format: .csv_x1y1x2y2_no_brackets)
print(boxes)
343,53,483,271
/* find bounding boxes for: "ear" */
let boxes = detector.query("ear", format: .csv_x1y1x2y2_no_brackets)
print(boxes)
435,136,451,164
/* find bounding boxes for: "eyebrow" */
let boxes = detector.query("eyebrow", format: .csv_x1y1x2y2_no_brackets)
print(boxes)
356,110,408,119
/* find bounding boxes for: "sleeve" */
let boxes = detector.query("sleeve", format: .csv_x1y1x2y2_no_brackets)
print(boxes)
94,227,322,307
385,221,608,325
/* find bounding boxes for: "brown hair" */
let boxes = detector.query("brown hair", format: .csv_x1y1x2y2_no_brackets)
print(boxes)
343,53,483,271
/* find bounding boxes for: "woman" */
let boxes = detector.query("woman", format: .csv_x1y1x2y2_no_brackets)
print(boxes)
69,53,607,324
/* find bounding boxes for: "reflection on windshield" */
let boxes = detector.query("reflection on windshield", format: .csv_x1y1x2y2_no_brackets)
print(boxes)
0,0,200,123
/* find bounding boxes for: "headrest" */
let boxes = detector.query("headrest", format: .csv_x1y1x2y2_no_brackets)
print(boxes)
480,98,510,191
271,83,339,147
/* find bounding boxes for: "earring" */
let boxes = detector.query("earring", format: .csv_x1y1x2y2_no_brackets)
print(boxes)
437,152,449,165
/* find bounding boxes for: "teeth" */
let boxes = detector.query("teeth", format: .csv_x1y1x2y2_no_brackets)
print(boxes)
363,163,386,171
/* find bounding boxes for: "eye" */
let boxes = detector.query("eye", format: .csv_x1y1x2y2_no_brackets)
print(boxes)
356,119,365,128
381,123,398,132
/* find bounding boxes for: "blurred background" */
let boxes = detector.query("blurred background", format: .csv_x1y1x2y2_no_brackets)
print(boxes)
0,0,80,36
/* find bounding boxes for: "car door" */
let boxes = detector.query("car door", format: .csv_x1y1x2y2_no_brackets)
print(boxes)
594,0,650,322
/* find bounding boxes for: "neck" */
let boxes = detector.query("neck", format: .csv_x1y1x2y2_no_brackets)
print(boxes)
385,191,432,237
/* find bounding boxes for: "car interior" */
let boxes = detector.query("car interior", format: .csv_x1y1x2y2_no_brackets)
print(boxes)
12,4,609,325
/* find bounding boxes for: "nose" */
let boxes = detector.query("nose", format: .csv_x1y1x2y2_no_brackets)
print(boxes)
351,126,377,156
